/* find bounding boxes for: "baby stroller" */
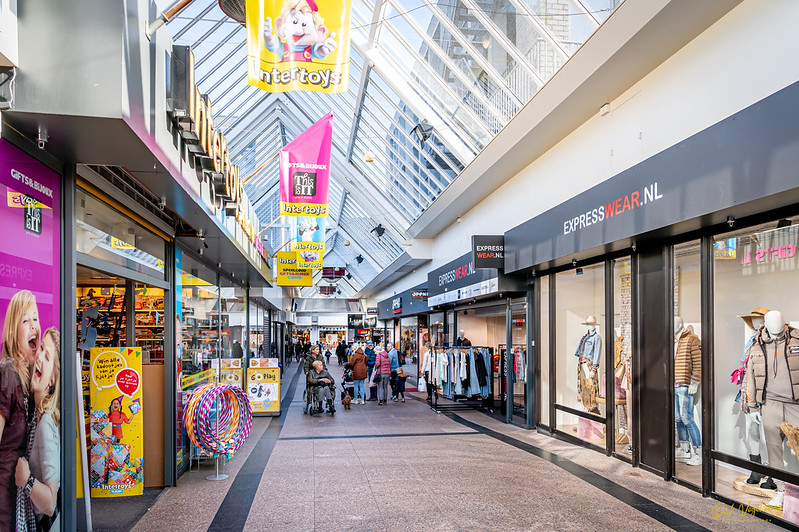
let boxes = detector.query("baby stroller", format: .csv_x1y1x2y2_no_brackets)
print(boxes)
340,364,354,401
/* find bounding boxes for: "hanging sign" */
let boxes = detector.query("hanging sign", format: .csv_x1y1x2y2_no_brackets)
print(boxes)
245,0,352,93
89,347,144,497
246,366,281,414
276,250,313,286
472,235,504,269
278,112,333,216
292,215,325,268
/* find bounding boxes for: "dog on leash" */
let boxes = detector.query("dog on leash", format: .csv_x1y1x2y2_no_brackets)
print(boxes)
341,391,352,410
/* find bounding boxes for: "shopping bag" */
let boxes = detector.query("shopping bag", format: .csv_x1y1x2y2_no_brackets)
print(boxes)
418,376,427,394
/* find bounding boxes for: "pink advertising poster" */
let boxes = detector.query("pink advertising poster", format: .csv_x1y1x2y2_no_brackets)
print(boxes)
279,112,333,217
0,139,61,529
0,140,61,333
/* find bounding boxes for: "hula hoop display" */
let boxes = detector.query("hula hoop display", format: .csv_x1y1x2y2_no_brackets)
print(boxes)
184,383,253,458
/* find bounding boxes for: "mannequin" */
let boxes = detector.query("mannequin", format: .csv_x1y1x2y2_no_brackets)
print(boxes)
674,316,702,466
745,310,799,507
734,307,769,486
575,316,602,413
455,329,472,347
613,331,629,444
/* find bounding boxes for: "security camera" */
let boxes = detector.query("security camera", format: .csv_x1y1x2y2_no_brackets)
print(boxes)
36,129,48,150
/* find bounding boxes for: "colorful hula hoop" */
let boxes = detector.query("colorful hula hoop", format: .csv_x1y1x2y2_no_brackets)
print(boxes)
183,383,252,458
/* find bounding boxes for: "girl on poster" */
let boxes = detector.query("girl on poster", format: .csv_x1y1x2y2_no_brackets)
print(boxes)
0,290,41,530
16,327,60,531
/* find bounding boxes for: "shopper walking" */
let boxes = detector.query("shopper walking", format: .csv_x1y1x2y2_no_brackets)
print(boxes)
370,348,391,405
365,341,377,401
420,341,433,403
335,341,347,366
350,346,368,404
387,342,400,401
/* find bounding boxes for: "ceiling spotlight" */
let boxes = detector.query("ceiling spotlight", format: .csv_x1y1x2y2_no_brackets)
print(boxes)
337,289,341,295
343,240,351,246
364,151,375,163
727,216,735,228
572,258,577,267
482,37,491,50
371,224,386,238
411,120,434,144
197,229,209,249
346,273,352,280
355,254,364,264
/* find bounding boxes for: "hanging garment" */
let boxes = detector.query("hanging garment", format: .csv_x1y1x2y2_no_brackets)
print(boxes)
466,350,481,397
474,349,489,387
479,348,492,398
454,350,464,395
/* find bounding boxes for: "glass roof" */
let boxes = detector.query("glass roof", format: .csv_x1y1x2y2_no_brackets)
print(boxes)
165,0,621,296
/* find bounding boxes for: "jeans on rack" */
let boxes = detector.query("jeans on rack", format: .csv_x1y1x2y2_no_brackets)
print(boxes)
675,385,701,446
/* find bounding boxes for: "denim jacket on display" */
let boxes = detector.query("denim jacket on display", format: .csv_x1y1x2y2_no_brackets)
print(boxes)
575,330,602,367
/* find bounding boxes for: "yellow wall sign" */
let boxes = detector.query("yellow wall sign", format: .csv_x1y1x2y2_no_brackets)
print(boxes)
246,367,281,413
275,250,313,286
246,0,352,94
89,347,144,497
181,368,216,389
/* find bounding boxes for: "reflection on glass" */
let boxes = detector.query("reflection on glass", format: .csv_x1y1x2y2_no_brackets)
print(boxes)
75,188,164,278
540,275,550,427
714,218,799,518
613,257,632,455
512,302,527,420
674,240,703,484
555,262,605,446
400,316,418,383
429,312,444,347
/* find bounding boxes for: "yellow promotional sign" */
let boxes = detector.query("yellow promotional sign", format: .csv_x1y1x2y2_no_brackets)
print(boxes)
221,368,244,388
276,250,313,286
246,0,352,93
7,190,50,209
246,367,281,414
89,347,144,497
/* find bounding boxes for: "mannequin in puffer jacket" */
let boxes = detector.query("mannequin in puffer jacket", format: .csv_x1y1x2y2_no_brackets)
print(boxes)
744,310,799,506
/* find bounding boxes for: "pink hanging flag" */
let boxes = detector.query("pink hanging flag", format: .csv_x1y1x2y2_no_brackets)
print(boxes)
279,112,333,217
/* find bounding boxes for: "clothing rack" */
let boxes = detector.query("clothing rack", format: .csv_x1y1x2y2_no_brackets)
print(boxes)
428,346,493,405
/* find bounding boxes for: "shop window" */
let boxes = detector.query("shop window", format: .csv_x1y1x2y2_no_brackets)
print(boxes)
539,275,551,427
400,316,418,381
713,216,799,519
555,262,606,446
673,240,703,484
176,250,219,470
511,300,527,421
613,257,633,455
218,279,245,361
446,310,455,346
76,188,165,278
429,312,444,347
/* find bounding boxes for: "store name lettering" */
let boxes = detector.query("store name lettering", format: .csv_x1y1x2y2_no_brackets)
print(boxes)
181,50,264,257
438,262,475,287
563,182,663,236
741,245,796,264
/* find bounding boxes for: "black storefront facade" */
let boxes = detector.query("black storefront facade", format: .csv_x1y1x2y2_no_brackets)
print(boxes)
504,80,799,525
426,253,527,425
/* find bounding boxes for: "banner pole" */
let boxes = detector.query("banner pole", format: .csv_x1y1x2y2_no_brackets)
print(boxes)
242,151,280,184
258,214,283,235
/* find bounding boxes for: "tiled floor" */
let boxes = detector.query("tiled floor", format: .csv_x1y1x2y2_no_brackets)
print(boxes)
132,365,783,531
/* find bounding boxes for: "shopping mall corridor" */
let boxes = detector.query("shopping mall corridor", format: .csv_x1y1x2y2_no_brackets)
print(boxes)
132,364,775,532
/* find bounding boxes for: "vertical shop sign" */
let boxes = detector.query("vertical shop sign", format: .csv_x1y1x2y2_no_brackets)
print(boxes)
0,140,61,529
246,0,352,94
89,347,144,497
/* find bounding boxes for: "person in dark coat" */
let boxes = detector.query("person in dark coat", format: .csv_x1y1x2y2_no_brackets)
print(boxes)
350,347,368,404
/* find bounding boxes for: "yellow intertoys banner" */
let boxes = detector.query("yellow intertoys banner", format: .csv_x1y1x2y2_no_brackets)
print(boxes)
275,251,313,286
246,0,352,93
89,347,144,497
